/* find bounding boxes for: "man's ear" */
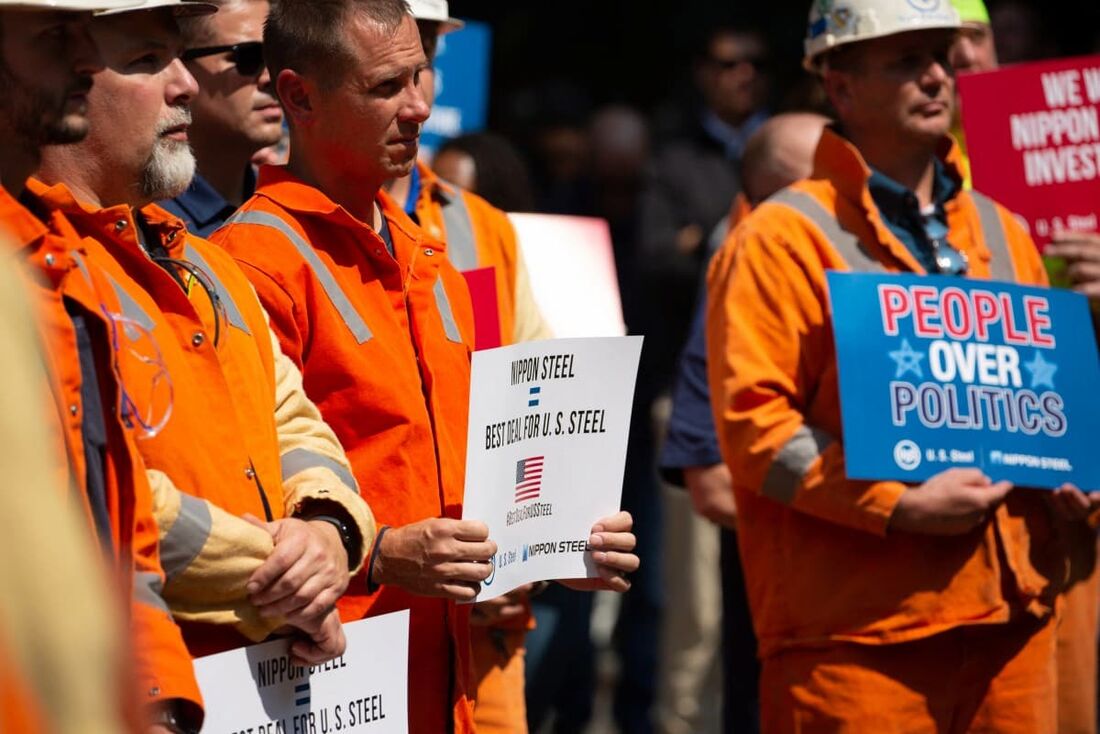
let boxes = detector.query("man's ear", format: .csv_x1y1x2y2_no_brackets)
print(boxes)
277,69,315,128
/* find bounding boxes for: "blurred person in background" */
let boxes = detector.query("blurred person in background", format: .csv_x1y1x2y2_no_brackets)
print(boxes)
588,104,651,325
658,112,829,734
947,0,997,188
990,0,1056,63
434,131,537,212
620,24,770,734
160,0,283,235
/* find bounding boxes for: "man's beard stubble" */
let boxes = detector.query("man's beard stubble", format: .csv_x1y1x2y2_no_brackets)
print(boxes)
139,106,197,201
0,61,93,151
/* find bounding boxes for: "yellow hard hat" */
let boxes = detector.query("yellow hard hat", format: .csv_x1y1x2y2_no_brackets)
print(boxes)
804,0,961,70
951,0,990,26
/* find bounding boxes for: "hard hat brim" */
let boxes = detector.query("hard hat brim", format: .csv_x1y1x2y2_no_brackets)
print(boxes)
0,0,142,10
96,0,216,16
803,21,961,72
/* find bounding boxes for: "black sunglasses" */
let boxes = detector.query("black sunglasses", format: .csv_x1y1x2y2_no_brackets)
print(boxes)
182,41,265,77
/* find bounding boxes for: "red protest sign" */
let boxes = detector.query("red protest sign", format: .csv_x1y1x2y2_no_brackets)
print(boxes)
461,266,502,351
958,54,1100,251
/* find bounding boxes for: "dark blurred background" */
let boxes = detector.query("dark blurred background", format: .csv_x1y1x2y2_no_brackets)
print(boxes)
454,0,1100,142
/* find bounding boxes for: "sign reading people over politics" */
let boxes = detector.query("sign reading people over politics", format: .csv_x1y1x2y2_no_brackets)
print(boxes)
462,336,643,602
827,272,1100,489
194,612,409,733
958,54,1100,249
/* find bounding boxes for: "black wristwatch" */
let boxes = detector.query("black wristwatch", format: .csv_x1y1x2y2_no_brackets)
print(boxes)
304,513,355,556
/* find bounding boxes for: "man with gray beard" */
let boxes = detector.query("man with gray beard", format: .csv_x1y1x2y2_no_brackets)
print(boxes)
31,0,381,672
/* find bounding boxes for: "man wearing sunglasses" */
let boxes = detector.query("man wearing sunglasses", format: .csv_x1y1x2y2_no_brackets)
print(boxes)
706,0,1087,730
32,0,378,687
160,0,281,236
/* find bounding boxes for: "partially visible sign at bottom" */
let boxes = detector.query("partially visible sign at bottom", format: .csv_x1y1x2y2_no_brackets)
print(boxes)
195,611,409,733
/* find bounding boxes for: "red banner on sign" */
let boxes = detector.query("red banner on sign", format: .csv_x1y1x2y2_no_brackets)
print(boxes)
958,54,1100,251
462,266,502,351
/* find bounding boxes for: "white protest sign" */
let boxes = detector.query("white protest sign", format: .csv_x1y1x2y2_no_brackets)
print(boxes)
195,611,409,733
462,336,643,602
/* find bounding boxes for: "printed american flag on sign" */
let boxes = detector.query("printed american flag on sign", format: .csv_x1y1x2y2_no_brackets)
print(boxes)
514,456,545,502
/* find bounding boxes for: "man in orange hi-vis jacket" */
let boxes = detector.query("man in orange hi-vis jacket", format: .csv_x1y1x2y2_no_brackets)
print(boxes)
0,1,203,731
706,1,1093,731
381,3,552,730
32,0,377,675
211,2,640,731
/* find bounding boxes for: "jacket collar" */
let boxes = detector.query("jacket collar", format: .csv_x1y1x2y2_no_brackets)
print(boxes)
255,164,446,254
810,127,988,271
27,177,190,257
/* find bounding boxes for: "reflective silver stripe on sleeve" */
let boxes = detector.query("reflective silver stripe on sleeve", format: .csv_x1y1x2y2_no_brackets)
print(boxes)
762,425,835,504
767,188,885,273
159,492,213,584
182,243,251,334
969,191,1018,283
281,447,359,491
433,278,463,343
133,571,169,612
437,186,479,271
222,211,373,343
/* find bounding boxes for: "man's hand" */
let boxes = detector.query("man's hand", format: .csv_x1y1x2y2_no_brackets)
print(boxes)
560,511,639,592
246,515,349,620
1046,233,1100,301
471,585,532,626
372,518,496,602
684,463,737,529
889,468,1013,535
1051,483,1100,521
288,608,346,667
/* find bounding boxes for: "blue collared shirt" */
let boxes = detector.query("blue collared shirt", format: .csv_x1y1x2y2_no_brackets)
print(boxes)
160,168,257,238
867,159,959,273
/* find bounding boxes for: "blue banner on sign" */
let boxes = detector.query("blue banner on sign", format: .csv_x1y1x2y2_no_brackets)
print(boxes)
421,20,492,157
827,271,1100,489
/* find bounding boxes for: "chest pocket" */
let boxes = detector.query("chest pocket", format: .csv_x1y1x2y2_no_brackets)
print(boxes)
222,210,373,344
767,188,1018,282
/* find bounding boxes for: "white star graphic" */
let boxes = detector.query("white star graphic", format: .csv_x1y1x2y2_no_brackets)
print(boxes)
1023,351,1058,390
888,339,925,379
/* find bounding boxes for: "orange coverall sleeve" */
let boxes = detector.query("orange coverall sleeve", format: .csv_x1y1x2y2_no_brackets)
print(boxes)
706,227,906,537
130,468,204,723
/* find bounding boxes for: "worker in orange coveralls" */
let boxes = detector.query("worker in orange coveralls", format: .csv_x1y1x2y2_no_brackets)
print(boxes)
706,0,1095,731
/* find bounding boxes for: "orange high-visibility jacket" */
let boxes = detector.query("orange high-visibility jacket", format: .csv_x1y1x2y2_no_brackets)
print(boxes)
29,180,373,658
414,161,552,345
706,128,1065,659
211,165,478,734
5,187,201,719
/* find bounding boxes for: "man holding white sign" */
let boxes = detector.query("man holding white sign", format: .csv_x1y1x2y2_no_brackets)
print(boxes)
706,0,1090,730
211,2,639,731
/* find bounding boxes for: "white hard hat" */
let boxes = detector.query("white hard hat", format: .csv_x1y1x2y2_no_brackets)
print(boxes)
96,0,216,16
406,0,463,34
0,0,141,10
804,0,961,70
